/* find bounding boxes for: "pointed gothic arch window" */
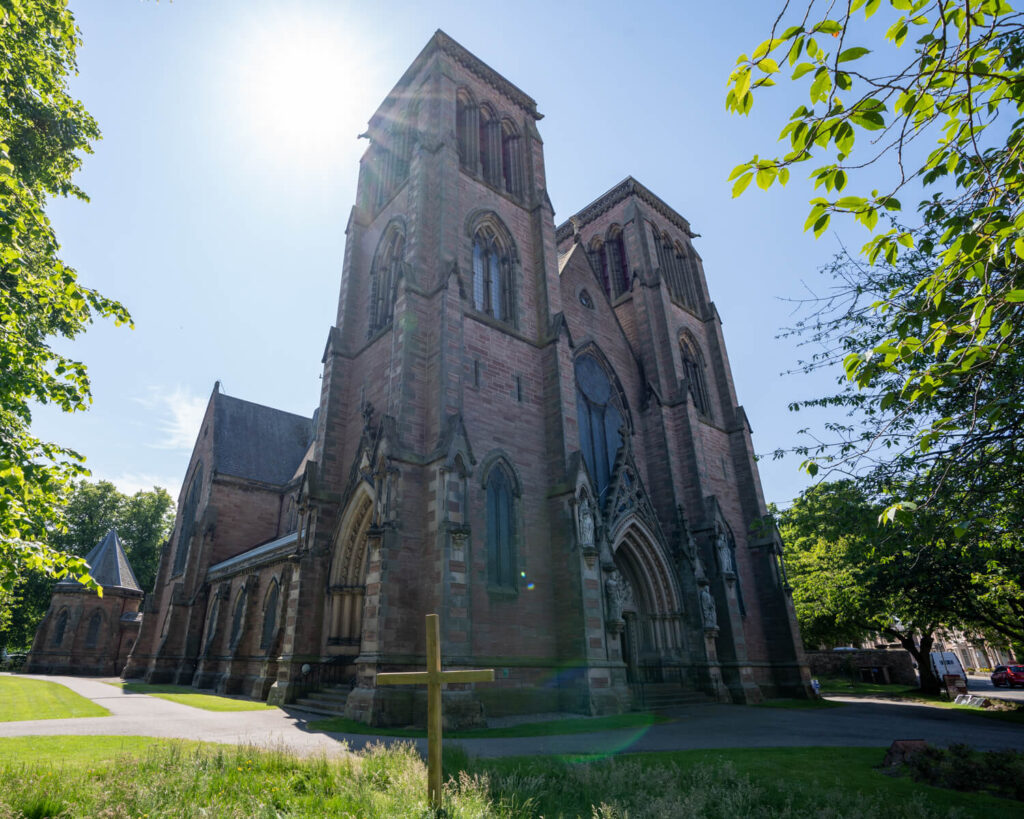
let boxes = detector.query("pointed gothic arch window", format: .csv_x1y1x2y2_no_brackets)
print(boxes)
472,224,513,322
369,224,405,334
587,237,610,298
85,610,103,649
679,334,711,417
574,354,626,504
484,461,517,589
203,596,220,653
479,105,501,186
229,589,247,649
500,119,522,197
172,463,204,577
260,580,280,651
603,227,629,298
52,609,68,646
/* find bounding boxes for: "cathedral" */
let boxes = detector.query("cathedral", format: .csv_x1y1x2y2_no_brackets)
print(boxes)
121,31,812,725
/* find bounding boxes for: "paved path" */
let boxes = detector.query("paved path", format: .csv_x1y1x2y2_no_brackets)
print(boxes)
2,675,1022,759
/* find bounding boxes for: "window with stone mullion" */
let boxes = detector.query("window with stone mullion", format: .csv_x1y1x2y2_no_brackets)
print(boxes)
473,233,509,321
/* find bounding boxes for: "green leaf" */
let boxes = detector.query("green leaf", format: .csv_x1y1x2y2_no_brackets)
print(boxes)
1005,290,1024,303
838,47,871,62
732,172,754,197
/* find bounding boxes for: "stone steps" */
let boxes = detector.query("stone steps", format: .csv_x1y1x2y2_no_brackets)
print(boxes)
631,683,710,710
293,685,350,717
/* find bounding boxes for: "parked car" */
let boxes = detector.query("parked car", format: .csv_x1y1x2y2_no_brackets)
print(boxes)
991,664,1024,688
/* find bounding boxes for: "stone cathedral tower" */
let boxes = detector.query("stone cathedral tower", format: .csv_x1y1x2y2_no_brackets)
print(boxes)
124,31,812,724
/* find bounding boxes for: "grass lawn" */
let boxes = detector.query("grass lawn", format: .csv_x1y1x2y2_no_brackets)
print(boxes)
0,737,1016,817
817,675,1024,725
817,675,921,698
756,697,843,709
0,677,109,722
308,711,671,738
107,681,278,712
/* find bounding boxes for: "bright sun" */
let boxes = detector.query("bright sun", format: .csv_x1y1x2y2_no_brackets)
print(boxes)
223,10,379,173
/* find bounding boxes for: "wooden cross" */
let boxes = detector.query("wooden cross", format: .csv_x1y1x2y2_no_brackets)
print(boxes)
376,613,494,807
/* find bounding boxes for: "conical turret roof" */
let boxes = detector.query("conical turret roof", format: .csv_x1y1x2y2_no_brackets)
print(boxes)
59,528,142,593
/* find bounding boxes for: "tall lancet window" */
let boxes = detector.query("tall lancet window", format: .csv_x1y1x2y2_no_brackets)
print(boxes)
472,225,513,322
479,105,501,187
574,354,626,504
603,227,629,298
500,119,522,197
680,333,712,417
485,462,517,589
172,463,204,577
369,224,405,334
456,89,479,172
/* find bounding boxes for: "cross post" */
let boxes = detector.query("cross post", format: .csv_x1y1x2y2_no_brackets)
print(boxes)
376,613,494,808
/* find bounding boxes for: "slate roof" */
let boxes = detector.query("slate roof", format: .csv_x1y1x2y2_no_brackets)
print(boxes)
213,393,312,486
59,529,142,593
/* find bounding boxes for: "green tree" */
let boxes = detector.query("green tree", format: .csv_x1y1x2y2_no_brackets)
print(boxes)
1,480,174,651
1,1,132,593
778,479,993,694
727,1,1024,519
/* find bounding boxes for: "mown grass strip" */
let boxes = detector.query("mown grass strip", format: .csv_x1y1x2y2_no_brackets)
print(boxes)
107,681,277,712
308,711,671,738
0,677,109,722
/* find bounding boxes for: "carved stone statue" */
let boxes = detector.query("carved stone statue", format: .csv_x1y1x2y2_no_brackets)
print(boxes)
699,585,718,629
604,569,634,622
716,525,734,575
578,498,595,547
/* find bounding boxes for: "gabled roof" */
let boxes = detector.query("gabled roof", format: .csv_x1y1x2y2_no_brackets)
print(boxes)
555,176,695,245
370,30,542,131
59,529,142,593
213,393,312,486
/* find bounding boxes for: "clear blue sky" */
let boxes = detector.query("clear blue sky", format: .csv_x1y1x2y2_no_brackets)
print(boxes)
37,0,862,506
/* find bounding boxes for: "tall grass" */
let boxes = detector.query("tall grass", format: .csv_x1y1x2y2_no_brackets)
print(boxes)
0,739,1013,817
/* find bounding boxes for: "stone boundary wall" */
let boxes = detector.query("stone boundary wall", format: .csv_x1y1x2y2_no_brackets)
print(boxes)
806,649,918,687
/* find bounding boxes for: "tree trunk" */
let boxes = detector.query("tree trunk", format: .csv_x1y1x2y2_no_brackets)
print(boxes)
897,632,939,696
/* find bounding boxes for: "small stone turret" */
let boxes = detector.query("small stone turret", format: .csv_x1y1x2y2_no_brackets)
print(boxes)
26,529,144,676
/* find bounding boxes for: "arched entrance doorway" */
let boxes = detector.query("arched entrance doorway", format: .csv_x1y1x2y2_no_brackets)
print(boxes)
610,519,685,683
324,486,374,658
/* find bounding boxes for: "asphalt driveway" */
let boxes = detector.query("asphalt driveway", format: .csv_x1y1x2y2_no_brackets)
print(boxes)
2,674,1022,759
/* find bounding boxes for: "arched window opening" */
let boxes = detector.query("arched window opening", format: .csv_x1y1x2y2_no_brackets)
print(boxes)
471,225,513,322
172,463,204,576
456,89,480,173
369,226,405,334
479,106,501,187
605,229,629,298
85,610,102,649
574,355,626,504
260,581,280,651
229,591,247,649
680,335,711,417
485,464,516,589
52,609,68,646
587,238,610,298
203,597,220,653
500,119,522,197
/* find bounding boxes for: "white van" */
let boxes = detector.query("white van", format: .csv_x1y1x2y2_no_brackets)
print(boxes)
930,651,967,690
